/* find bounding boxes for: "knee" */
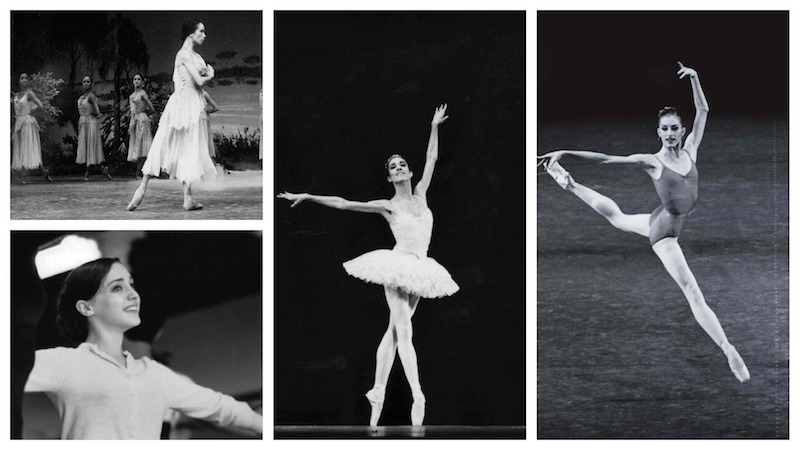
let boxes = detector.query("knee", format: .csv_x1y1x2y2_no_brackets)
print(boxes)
681,282,705,306
392,316,413,342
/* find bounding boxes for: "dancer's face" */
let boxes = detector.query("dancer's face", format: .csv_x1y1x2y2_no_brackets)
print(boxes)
657,115,685,149
190,22,206,46
82,77,92,92
387,157,413,182
19,73,29,87
133,74,142,88
79,263,141,332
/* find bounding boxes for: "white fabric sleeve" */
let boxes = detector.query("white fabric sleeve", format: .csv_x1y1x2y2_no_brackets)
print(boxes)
24,348,67,393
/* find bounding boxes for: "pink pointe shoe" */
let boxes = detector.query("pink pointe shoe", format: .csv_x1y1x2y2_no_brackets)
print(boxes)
723,344,750,383
411,393,425,426
127,187,145,211
545,160,575,190
365,388,385,427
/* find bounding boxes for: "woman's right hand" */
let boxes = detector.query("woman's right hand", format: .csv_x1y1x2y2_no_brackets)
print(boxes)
537,151,565,166
277,192,307,207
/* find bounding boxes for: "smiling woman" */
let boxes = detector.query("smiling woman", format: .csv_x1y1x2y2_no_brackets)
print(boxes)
23,258,263,439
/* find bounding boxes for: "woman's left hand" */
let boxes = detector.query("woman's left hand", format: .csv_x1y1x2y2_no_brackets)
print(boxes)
677,61,698,80
277,192,306,207
431,103,449,126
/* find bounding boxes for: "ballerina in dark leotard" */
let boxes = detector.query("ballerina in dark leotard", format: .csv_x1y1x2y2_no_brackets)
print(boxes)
538,62,750,383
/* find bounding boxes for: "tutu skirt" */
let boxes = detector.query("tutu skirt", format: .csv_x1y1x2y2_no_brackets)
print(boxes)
76,115,104,165
343,249,459,299
12,116,42,169
127,113,153,161
142,86,216,184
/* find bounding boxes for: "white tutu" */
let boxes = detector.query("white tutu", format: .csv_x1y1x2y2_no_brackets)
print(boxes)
343,249,459,299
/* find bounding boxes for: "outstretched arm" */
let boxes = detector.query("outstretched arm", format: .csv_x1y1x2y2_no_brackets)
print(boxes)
677,61,709,162
414,104,449,199
278,192,392,218
538,150,657,168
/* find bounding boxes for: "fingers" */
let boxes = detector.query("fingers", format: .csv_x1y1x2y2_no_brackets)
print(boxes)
677,61,685,68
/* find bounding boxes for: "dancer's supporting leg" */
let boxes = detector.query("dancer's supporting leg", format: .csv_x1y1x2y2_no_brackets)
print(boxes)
127,174,150,211
384,287,426,425
546,161,650,238
83,163,90,181
182,182,203,211
367,294,420,426
652,238,750,382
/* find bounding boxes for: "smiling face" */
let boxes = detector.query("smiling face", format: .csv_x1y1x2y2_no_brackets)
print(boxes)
190,22,206,46
82,76,92,92
132,74,142,88
657,115,685,149
386,156,413,183
19,73,29,88
80,263,141,332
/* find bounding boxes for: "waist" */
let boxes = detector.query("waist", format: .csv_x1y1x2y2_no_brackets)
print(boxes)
392,245,428,259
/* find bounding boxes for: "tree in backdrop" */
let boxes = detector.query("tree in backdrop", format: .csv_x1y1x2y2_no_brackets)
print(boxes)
243,54,261,66
45,12,110,133
215,51,237,68
97,13,149,161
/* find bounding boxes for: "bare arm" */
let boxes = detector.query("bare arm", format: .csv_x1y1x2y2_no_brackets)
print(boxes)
414,103,449,199
278,192,392,219
538,150,657,168
204,91,219,114
26,90,44,109
178,50,214,86
142,91,155,114
90,93,100,116
677,61,709,162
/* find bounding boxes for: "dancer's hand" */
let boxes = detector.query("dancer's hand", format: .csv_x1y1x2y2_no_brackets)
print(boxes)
537,151,565,167
206,64,215,78
278,192,306,207
677,61,698,80
431,103,449,126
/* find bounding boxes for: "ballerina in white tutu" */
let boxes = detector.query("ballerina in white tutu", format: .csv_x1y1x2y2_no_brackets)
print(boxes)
279,104,458,426
127,18,217,211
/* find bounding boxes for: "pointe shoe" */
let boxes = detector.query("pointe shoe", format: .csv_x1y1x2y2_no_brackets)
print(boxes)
127,187,145,211
365,389,385,427
545,160,575,190
411,393,426,426
723,344,750,383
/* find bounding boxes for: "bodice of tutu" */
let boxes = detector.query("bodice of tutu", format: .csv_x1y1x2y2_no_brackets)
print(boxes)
14,94,34,117
390,204,433,258
77,96,94,116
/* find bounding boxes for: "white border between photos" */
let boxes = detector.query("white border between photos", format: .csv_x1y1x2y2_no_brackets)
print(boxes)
1,0,796,447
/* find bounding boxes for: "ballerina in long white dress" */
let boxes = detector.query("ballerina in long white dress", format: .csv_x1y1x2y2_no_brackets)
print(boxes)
279,104,458,426
127,19,217,211
12,73,51,184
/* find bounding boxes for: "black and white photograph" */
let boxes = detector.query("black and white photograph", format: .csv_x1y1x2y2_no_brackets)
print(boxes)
11,231,263,439
10,11,263,219
275,12,525,438
537,11,788,438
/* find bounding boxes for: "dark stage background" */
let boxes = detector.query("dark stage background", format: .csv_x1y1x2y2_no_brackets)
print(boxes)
538,12,788,438
275,12,525,426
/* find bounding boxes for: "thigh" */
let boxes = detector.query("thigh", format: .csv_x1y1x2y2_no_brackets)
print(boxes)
622,213,651,238
384,286,413,321
652,237,698,288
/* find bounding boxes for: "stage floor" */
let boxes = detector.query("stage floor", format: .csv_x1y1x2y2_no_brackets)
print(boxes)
275,425,525,439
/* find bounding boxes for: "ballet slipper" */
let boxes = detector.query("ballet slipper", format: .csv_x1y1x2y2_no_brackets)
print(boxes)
545,160,575,190
102,166,112,180
723,344,750,383
411,392,425,426
127,187,146,211
365,388,385,427
183,201,204,211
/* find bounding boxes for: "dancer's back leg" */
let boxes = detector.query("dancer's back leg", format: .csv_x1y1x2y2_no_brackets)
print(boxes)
546,161,650,238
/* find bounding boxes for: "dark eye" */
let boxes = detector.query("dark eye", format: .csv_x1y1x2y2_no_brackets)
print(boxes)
112,285,123,292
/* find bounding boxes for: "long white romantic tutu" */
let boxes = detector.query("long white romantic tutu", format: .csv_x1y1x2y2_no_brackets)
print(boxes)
343,249,459,299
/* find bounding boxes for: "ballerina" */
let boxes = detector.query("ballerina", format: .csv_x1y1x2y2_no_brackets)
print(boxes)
538,62,750,383
279,104,459,426
76,75,111,181
23,258,262,439
127,73,155,177
127,18,217,211
12,73,51,184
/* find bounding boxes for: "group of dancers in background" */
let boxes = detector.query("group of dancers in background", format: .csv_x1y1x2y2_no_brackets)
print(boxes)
12,18,263,211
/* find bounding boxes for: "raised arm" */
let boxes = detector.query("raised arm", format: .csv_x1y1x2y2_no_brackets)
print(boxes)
278,192,392,219
414,103,449,199
677,61,709,162
538,150,657,168
26,90,44,109
178,50,214,86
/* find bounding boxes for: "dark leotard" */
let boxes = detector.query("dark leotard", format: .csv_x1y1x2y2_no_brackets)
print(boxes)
648,151,698,246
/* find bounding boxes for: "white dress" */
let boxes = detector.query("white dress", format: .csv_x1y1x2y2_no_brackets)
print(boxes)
76,95,104,165
12,93,42,169
343,197,459,299
141,51,217,183
127,92,153,161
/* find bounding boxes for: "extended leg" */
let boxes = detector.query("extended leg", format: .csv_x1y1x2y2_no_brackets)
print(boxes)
652,238,750,382
545,161,650,237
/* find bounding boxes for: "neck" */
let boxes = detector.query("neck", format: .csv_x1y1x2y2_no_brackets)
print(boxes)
182,38,195,52
85,326,126,364
134,86,142,92
393,180,413,199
